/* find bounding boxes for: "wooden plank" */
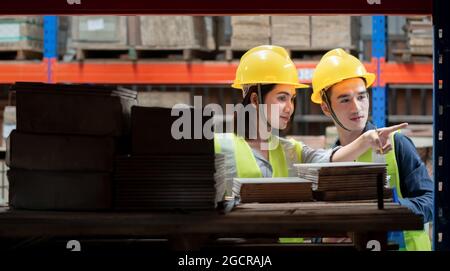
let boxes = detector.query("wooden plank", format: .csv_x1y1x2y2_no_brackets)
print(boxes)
0,202,423,238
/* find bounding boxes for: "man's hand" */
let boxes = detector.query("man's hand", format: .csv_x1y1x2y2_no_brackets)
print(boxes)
363,123,408,154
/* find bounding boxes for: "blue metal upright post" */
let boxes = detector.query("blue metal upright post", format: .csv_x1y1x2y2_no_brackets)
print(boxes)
372,15,387,128
433,0,450,251
43,16,58,83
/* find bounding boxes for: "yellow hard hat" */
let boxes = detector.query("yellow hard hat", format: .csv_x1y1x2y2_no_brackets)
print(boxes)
231,45,309,90
311,48,376,104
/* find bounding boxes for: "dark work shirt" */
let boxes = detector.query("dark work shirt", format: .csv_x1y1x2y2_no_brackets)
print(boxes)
333,122,434,223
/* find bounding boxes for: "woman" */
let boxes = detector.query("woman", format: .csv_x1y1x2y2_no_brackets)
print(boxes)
215,45,406,182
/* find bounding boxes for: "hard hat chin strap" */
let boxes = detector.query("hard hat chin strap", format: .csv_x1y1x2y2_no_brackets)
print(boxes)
242,84,273,135
257,84,272,131
321,90,351,132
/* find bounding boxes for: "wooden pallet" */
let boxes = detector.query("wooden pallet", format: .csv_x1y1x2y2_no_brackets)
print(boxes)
71,46,131,61
392,48,432,62
287,47,357,60
218,46,357,61
132,46,215,61
0,50,42,60
0,40,43,60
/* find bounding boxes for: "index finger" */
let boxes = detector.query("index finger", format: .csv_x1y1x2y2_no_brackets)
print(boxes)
383,122,408,133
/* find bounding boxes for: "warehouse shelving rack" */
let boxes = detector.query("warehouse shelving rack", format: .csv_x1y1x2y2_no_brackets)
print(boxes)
0,0,447,250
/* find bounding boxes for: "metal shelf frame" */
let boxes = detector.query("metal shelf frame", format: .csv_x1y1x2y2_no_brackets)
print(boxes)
433,0,449,251
372,15,387,128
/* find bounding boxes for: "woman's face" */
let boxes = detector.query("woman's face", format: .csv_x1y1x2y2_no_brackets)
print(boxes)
263,84,297,130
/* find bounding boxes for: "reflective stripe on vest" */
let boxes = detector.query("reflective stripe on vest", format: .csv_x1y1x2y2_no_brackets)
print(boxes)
357,132,431,251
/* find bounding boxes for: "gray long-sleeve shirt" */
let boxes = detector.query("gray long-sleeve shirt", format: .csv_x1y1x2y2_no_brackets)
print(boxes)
251,142,340,177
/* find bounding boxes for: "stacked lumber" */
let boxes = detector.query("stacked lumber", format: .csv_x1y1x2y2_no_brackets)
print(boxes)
294,162,391,201
405,16,433,56
232,177,313,203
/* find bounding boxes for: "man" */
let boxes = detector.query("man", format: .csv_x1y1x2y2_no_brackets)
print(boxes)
311,48,433,251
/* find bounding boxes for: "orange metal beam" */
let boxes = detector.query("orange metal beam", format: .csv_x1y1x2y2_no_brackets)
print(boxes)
381,61,433,85
0,60,48,84
0,60,432,85
53,61,239,85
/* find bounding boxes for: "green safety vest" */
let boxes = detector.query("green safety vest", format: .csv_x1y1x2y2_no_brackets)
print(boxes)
214,133,303,178
357,132,431,251
214,133,305,243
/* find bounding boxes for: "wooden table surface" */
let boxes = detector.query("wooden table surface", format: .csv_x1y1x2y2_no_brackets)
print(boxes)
0,202,423,238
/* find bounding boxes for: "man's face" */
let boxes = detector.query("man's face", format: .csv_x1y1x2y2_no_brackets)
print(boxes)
323,78,369,132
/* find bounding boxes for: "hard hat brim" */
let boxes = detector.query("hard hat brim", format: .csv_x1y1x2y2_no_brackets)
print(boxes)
231,82,309,90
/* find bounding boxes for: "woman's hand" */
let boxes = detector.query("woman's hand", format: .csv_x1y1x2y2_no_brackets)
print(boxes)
362,123,408,154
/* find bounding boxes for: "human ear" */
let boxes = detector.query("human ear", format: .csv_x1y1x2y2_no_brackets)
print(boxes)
321,102,331,117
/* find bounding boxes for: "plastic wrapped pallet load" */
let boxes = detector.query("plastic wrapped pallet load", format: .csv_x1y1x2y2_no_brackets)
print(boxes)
0,16,67,58
70,16,128,47
0,16,43,56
